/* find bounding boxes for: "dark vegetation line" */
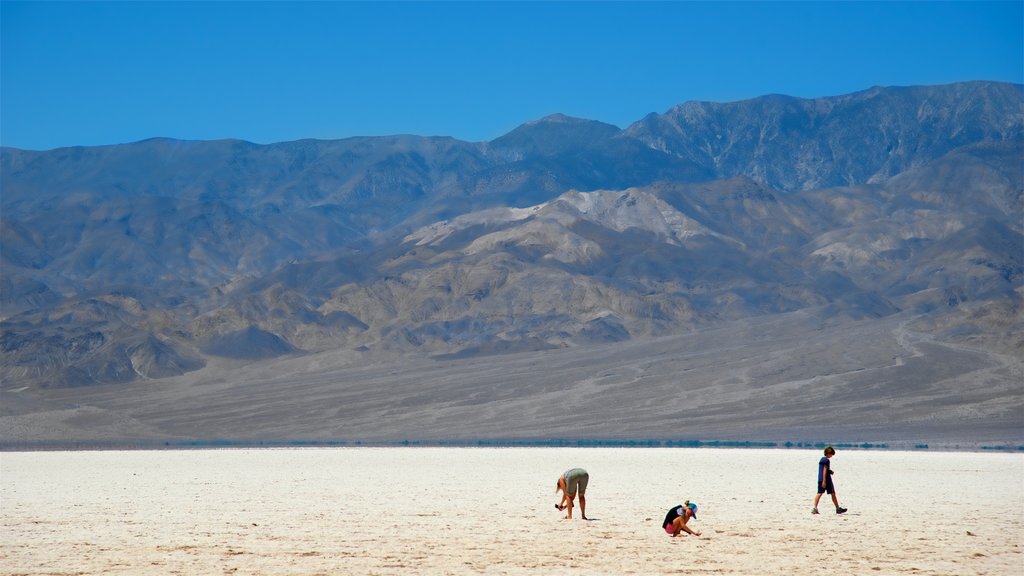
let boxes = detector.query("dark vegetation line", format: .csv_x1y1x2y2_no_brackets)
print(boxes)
2,438,1021,452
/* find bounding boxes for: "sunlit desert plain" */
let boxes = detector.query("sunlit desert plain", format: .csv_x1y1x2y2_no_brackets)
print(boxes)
1,447,1021,575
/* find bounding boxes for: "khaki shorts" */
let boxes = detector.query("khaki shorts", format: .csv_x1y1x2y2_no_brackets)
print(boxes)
564,468,589,497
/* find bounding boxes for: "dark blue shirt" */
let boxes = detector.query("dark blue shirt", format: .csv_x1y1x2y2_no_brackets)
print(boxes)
818,456,832,483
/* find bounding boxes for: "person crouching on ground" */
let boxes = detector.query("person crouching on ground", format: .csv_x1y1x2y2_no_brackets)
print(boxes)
555,468,589,520
663,501,701,537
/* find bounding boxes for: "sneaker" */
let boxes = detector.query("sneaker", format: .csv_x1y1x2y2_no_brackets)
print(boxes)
812,507,819,514
836,507,848,514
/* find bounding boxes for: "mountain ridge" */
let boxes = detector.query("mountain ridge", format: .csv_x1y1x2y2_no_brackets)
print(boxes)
1,81,1022,444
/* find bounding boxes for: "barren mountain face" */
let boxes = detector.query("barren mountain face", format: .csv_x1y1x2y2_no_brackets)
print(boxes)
1,82,1021,445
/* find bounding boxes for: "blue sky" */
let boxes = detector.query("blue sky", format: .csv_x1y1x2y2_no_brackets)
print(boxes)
2,1,1022,150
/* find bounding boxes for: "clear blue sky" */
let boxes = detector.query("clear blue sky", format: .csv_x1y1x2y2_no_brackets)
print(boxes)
2,1,1022,150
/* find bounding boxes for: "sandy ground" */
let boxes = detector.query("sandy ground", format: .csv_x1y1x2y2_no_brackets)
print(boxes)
1,447,1021,575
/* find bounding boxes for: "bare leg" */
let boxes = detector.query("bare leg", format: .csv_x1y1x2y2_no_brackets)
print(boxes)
671,517,699,536
579,494,587,520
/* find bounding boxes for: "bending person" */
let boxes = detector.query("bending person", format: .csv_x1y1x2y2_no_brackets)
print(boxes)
663,501,700,537
555,468,589,520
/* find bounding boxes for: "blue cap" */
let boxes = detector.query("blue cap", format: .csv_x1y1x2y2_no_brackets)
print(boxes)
688,502,698,519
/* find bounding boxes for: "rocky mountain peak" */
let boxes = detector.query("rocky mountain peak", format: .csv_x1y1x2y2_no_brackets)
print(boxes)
0,81,1021,395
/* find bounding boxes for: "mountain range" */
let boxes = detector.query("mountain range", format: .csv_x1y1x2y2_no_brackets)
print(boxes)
1,81,1021,446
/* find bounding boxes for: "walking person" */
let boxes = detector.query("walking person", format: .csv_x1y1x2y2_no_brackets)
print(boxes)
813,446,848,514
